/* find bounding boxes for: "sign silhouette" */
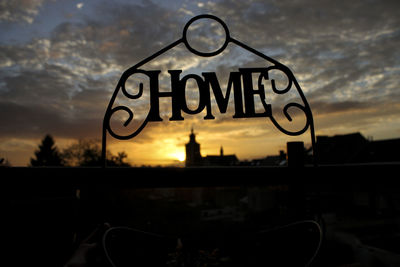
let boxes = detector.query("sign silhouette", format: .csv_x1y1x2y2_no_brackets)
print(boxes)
101,14,316,167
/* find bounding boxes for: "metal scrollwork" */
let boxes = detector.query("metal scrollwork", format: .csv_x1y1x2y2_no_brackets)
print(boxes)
102,14,317,167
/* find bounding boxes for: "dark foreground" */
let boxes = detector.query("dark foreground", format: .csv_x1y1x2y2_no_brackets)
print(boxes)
3,164,400,267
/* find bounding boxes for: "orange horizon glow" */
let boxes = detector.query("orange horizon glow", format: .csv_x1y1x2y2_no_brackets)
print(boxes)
104,116,312,167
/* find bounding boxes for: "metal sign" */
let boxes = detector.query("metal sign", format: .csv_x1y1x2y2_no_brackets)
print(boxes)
101,14,316,166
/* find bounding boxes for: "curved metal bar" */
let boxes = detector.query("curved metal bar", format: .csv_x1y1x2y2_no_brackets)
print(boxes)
231,37,317,165
101,39,183,166
269,66,293,95
270,103,310,136
105,106,149,140
121,78,143,100
102,15,318,167
257,65,293,95
182,14,230,57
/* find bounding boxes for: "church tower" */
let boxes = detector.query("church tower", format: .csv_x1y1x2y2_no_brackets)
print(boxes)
185,128,202,167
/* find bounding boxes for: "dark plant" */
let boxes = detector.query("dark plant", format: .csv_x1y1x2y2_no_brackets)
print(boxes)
62,139,130,167
30,134,63,166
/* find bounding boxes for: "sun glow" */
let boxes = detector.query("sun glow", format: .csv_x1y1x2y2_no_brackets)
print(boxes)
171,150,186,162
159,138,186,163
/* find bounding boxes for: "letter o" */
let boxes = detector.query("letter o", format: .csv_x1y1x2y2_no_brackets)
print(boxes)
179,74,208,115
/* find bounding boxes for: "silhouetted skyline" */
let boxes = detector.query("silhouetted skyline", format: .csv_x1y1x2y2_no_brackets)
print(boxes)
185,129,239,167
184,130,400,167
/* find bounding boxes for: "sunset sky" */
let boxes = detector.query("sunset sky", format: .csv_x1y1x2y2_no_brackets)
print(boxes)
1,0,400,166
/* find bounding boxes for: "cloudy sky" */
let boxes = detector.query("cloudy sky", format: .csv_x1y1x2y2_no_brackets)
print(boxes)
1,0,399,166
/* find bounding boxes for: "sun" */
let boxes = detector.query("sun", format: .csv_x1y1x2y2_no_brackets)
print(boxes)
176,152,186,162
169,150,186,162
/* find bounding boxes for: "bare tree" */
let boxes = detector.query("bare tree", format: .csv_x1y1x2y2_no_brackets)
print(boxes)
61,139,130,167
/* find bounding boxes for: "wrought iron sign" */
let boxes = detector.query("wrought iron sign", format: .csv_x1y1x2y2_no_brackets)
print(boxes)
102,14,316,166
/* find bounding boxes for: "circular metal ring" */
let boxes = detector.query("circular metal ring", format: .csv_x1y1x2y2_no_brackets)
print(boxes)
182,14,230,57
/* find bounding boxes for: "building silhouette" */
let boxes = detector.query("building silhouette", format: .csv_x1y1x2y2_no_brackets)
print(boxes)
185,128,203,167
203,146,239,166
316,132,400,164
185,129,238,167
186,130,400,167
247,150,287,166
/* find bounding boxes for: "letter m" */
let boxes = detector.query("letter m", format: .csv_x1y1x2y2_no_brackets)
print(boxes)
202,72,244,118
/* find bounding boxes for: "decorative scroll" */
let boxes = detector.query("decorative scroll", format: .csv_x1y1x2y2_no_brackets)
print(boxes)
102,14,316,166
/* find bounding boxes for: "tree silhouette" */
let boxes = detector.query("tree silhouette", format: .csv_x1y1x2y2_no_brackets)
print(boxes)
30,134,63,166
111,152,129,166
61,139,130,167
0,157,11,167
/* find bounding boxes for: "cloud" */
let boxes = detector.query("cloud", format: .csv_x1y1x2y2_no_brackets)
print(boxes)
0,0,46,24
70,1,181,67
0,99,104,140
1,0,400,165
0,60,112,140
0,0,186,144
202,0,400,113
0,38,51,70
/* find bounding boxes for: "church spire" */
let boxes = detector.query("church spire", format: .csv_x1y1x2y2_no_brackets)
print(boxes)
186,128,202,166
189,127,196,142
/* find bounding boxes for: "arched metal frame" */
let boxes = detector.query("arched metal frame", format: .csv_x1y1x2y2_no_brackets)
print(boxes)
102,14,317,167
